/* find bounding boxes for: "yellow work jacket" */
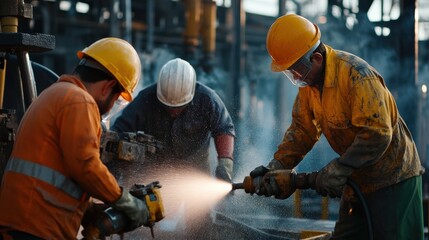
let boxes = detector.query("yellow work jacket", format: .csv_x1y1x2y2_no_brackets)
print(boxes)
274,45,424,198
0,75,121,239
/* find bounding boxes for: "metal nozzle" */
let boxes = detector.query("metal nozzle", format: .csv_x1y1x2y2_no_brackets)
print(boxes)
231,182,243,190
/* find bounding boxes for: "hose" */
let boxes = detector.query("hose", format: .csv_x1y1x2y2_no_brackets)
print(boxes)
346,179,373,240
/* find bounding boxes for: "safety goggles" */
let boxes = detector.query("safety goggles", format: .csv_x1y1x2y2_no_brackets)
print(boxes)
282,40,320,87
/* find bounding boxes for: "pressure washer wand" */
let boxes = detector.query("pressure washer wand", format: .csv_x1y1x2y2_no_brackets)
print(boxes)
231,182,243,190
231,172,318,194
231,171,373,240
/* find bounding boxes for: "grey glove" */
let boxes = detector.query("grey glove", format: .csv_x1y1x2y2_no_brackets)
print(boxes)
215,157,233,182
315,158,354,198
112,189,150,230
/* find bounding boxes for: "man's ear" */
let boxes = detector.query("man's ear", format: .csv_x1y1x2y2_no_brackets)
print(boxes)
101,79,117,96
311,52,323,64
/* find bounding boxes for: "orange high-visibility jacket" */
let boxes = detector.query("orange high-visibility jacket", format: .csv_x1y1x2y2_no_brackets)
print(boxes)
273,45,424,198
0,75,121,239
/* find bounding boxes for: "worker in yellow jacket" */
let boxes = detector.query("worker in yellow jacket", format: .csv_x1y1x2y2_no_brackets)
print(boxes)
248,14,425,239
0,37,149,239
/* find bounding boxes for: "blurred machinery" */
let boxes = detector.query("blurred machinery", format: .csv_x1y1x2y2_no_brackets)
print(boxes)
0,0,55,181
100,129,164,164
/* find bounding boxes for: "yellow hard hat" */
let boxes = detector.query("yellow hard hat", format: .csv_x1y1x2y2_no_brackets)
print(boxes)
266,14,321,72
77,37,141,101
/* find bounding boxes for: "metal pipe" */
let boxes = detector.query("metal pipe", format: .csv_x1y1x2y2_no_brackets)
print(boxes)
229,0,244,121
231,182,243,190
1,16,18,33
0,16,18,109
201,0,216,72
17,51,37,109
124,0,132,42
109,0,120,37
201,0,216,53
0,55,6,108
183,0,201,63
146,0,154,53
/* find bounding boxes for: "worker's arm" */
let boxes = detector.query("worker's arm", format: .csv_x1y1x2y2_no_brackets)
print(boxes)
208,90,236,182
214,134,234,182
315,72,394,198
59,101,121,203
338,75,394,168
272,90,321,169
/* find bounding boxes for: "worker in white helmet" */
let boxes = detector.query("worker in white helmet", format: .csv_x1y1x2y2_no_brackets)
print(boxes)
112,58,235,181
110,58,235,238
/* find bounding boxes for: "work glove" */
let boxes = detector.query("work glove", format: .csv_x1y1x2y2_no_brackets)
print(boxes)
315,158,354,198
249,159,285,178
81,201,108,240
215,157,233,182
112,189,150,231
250,168,296,199
264,169,297,199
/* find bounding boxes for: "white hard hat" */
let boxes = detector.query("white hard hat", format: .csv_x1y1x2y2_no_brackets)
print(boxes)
157,58,196,107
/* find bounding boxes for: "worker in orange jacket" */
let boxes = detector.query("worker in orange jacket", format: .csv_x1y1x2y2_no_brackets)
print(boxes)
0,37,149,239
247,14,425,239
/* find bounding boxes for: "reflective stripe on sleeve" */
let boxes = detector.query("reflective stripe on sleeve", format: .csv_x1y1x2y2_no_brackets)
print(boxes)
5,157,84,200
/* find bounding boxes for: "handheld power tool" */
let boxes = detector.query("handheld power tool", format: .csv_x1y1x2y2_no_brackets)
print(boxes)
83,181,165,239
100,129,165,164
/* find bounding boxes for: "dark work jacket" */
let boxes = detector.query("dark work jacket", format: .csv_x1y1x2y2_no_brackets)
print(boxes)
111,82,235,171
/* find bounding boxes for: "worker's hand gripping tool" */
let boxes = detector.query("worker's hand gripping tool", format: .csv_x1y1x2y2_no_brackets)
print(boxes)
82,181,165,239
232,167,318,199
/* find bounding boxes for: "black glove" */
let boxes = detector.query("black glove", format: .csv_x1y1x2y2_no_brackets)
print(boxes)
112,189,150,230
81,201,108,240
315,158,354,198
249,165,270,178
215,157,233,182
250,158,286,176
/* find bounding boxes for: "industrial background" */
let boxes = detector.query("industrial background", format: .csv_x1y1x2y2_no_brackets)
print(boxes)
1,0,429,239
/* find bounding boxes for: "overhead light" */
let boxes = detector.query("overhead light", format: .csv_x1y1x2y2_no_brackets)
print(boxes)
76,2,89,13
59,1,71,11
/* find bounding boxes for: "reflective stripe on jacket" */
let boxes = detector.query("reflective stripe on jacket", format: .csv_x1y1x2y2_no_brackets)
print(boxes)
273,45,424,198
0,75,121,239
6,158,84,200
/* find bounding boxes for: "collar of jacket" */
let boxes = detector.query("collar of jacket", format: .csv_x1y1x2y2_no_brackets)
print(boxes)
322,45,338,89
57,74,88,92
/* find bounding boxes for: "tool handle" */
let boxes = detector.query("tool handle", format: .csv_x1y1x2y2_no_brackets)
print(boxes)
294,172,318,190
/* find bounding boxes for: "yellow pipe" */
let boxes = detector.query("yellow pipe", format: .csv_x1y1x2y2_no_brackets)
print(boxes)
0,16,18,108
321,196,329,219
182,0,201,47
294,189,303,218
1,16,18,33
0,57,6,108
201,0,216,53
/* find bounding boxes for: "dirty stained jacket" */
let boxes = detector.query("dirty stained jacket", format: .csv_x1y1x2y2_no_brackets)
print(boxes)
0,75,121,239
111,82,235,171
273,45,424,198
